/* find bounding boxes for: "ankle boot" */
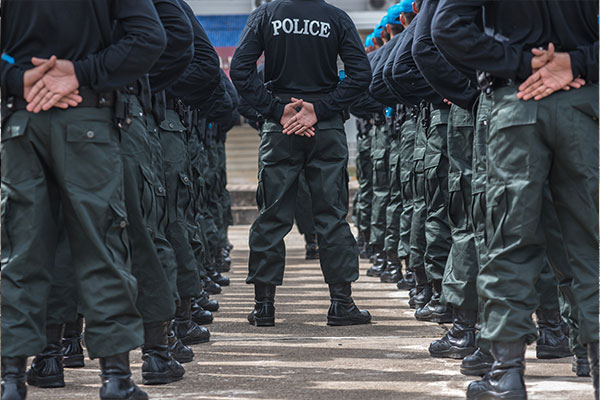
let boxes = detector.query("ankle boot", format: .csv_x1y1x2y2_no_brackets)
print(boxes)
535,309,571,359
411,268,431,309
248,283,276,326
172,297,211,345
167,325,194,364
99,352,148,400
588,341,599,399
414,280,452,323
141,321,185,385
396,269,415,291
196,290,219,312
466,340,527,400
215,248,231,273
305,234,319,260
206,263,230,287
357,232,368,260
27,324,65,388
572,345,591,377
366,249,387,277
461,347,494,377
429,308,477,359
202,277,222,295
380,253,403,283
327,283,371,326
191,298,213,325
62,315,85,368
1,357,27,400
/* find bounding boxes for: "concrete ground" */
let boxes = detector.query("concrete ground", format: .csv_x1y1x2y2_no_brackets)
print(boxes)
27,225,594,400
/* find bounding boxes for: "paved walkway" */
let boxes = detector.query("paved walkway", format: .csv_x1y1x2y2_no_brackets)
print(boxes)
28,225,593,399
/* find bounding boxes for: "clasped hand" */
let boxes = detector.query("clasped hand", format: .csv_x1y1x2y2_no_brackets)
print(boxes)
517,43,585,101
280,97,318,137
23,55,81,113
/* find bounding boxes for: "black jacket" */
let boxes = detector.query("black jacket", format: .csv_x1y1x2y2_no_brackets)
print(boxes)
230,0,371,122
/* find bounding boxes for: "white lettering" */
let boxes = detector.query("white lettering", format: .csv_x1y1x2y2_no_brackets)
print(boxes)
302,20,310,35
319,22,331,38
293,19,304,34
272,20,282,36
282,18,293,34
309,20,320,36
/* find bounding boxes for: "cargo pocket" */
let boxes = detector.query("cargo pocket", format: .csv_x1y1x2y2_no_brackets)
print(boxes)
1,113,41,184
373,156,388,187
447,171,467,230
105,201,131,268
154,178,169,232
66,122,120,191
485,184,507,251
256,170,266,211
175,171,193,222
1,191,12,265
139,165,156,229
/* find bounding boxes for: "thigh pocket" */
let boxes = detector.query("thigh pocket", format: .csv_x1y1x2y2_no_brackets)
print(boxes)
66,122,120,191
153,177,169,232
1,113,41,184
1,188,12,265
447,171,468,230
175,171,193,221
485,184,507,251
373,156,388,187
105,200,131,268
139,165,157,229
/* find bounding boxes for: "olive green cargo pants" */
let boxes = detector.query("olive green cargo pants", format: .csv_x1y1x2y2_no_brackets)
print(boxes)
1,107,143,358
355,127,373,238
408,108,428,273
295,171,316,236
440,105,478,311
384,134,403,258
369,123,391,251
248,115,359,285
397,117,417,261
479,84,599,345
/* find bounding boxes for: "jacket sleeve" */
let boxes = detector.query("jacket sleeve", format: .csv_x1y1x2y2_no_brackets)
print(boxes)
230,6,286,122
412,0,478,110
369,39,401,107
73,0,166,91
312,13,372,121
569,41,599,81
148,0,194,92
166,0,221,107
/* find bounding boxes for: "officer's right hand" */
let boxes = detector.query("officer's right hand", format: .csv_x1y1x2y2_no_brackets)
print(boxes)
280,99,316,136
26,57,81,113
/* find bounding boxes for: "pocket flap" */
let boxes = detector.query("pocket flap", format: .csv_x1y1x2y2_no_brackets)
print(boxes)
67,123,110,143
372,148,387,160
447,171,462,192
413,147,426,161
178,171,192,186
2,113,30,141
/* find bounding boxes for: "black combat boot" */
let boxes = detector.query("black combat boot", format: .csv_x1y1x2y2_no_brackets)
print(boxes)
410,267,431,309
196,289,219,312
99,352,148,400
429,308,477,359
27,324,65,388
202,277,222,295
206,263,230,287
167,325,194,364
461,348,494,377
572,345,591,377
466,340,527,400
62,315,85,368
305,234,319,260
414,279,452,323
191,298,214,325
141,321,185,385
172,297,211,345
248,283,276,326
380,252,403,283
327,283,371,326
588,341,599,399
535,309,571,359
215,248,231,273
1,357,27,400
396,269,415,290
366,249,387,277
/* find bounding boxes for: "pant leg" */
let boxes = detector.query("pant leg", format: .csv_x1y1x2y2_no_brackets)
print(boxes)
423,107,452,284
356,129,373,236
369,124,391,250
247,120,304,285
304,116,359,284
441,105,478,311
295,170,316,236
383,136,403,256
408,111,428,273
398,118,416,261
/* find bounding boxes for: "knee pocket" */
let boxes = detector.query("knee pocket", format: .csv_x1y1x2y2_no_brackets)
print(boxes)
105,200,131,268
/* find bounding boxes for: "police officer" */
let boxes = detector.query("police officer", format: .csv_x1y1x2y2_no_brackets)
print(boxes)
1,1,168,399
432,1,599,398
230,0,372,326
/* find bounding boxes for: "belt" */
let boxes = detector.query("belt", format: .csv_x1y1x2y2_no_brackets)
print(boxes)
7,87,114,112
477,71,517,95
165,96,178,111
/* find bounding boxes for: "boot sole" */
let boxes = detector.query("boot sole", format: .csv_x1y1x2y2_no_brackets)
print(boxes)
249,317,275,327
327,316,372,326
142,372,184,385
536,346,572,359
430,346,477,359
430,313,453,324
172,354,194,364
180,336,210,345
467,390,527,399
27,373,65,388
63,355,85,368
460,366,492,377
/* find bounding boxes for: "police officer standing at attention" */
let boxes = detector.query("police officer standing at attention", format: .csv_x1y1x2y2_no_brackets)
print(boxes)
1,1,167,399
230,0,373,327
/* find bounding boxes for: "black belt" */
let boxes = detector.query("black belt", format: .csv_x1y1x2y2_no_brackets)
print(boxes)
477,71,517,95
6,87,114,112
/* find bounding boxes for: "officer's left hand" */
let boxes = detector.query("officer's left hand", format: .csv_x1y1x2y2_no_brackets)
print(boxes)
26,57,80,113
283,98,318,137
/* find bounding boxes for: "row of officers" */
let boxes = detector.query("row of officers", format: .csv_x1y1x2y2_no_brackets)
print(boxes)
1,0,239,399
350,0,599,399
